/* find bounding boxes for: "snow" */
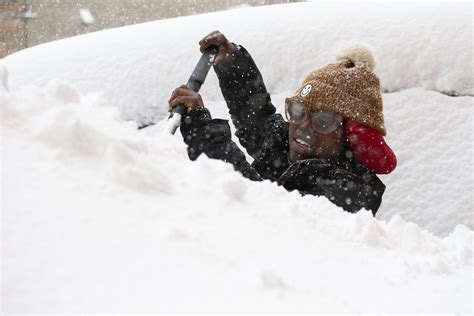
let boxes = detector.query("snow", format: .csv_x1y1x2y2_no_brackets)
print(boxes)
79,8,95,25
0,62,8,92
1,1,473,313
3,2,472,122
23,9,39,19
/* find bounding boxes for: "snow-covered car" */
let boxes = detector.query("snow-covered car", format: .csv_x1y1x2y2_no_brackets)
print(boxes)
1,1,472,312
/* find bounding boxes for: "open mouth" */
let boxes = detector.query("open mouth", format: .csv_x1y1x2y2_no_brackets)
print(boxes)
293,137,313,150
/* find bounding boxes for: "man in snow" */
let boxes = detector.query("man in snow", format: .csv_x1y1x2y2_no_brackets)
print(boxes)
168,31,396,215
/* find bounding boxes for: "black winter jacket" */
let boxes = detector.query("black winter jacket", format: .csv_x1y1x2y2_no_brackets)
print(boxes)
180,45,385,215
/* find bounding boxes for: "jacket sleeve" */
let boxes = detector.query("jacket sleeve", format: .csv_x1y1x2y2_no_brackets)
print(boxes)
213,45,277,158
323,167,385,215
180,107,262,181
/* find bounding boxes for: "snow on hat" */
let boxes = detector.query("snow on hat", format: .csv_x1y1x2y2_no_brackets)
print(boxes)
290,42,386,135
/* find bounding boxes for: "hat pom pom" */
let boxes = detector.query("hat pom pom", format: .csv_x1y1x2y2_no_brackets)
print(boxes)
336,42,376,70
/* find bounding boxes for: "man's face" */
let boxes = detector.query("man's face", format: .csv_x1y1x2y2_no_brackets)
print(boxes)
288,119,345,162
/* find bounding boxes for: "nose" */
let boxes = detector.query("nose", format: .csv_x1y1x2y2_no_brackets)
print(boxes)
298,117,313,131
294,118,316,142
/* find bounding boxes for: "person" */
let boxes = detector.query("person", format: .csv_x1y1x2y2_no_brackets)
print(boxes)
168,31,397,215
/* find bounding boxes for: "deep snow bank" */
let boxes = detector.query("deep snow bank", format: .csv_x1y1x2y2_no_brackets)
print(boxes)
2,2,472,123
1,1,473,311
2,81,472,312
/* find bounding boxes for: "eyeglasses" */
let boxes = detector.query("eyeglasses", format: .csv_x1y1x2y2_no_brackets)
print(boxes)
285,98,343,134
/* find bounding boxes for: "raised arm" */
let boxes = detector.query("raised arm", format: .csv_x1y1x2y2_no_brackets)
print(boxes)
199,31,278,158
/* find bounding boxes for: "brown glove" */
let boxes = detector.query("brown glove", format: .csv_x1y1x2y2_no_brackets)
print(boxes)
168,85,204,113
199,30,236,65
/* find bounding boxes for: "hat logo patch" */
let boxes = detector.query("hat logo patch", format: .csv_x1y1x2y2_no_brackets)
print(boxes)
301,84,312,97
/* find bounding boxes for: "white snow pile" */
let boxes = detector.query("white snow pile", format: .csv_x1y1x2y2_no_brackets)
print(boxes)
1,1,473,313
2,79,473,313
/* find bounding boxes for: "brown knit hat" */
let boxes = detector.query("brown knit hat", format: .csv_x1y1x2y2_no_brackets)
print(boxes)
289,43,386,135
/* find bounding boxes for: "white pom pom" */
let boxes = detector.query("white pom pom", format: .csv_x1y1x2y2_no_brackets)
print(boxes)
336,42,376,70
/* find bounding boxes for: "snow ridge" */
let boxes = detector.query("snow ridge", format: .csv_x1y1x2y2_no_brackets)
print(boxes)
2,79,472,312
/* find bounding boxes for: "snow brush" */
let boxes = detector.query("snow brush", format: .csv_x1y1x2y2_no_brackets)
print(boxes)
167,47,218,135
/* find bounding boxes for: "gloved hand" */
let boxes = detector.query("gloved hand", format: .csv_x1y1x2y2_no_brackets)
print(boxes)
168,85,204,113
345,119,397,174
199,30,236,65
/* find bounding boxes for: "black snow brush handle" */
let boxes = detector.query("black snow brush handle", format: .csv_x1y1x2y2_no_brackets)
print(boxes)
168,47,218,135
